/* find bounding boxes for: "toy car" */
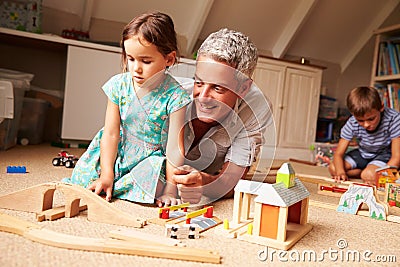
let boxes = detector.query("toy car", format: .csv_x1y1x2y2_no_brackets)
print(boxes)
52,151,79,168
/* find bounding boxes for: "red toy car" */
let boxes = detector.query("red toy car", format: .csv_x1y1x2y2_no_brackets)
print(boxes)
52,151,79,168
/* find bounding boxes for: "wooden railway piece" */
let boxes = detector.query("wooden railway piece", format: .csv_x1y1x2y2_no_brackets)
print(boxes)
158,202,190,219
108,228,183,247
337,183,388,220
309,199,400,223
151,206,222,233
0,213,221,264
149,203,189,225
36,204,88,222
166,215,222,233
0,182,146,228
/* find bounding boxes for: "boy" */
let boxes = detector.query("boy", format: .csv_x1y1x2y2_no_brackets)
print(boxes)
329,86,400,185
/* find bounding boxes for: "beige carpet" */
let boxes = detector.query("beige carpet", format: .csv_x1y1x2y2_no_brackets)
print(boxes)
1,144,399,267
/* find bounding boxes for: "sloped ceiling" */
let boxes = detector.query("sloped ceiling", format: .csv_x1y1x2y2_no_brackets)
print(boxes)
197,0,400,72
56,0,400,72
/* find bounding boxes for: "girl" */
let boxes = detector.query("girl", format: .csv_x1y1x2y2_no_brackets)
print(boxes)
63,12,191,207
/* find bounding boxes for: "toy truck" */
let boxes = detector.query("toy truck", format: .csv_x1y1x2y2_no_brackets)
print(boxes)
52,151,79,168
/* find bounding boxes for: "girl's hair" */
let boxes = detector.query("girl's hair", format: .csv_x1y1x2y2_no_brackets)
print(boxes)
120,11,179,72
346,86,383,117
197,28,258,77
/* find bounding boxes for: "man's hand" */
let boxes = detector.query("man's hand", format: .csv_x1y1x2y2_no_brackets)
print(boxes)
173,165,203,204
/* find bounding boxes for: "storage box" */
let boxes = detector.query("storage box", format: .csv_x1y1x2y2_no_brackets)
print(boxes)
0,85,25,149
26,86,63,142
318,95,338,119
18,97,49,145
0,68,33,150
0,0,42,33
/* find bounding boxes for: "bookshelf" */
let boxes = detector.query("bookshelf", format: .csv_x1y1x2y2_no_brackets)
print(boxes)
370,24,400,111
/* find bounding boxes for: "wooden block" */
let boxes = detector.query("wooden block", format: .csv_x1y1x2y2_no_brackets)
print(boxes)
36,205,88,222
213,220,252,238
237,222,313,251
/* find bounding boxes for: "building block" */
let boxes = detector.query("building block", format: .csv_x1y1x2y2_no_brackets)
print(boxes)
276,162,295,188
216,162,312,251
6,166,26,173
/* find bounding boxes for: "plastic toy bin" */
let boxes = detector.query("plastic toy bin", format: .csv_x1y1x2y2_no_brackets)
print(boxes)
18,97,49,145
0,68,33,150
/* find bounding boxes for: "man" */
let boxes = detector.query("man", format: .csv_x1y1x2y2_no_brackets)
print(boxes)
173,28,274,204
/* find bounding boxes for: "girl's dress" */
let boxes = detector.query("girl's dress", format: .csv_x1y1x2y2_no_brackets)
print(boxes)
63,72,191,203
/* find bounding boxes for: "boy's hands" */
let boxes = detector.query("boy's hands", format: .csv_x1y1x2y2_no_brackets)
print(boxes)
332,173,348,183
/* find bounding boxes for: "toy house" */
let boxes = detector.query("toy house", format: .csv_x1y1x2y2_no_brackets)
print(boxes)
224,163,313,250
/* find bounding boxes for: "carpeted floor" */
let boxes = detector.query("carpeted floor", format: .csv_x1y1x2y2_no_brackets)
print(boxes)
0,144,399,267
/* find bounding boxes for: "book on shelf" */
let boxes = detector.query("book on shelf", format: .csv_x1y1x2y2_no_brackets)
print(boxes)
376,38,400,76
375,83,400,111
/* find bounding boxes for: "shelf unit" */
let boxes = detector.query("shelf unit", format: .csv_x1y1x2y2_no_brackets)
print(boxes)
370,24,400,111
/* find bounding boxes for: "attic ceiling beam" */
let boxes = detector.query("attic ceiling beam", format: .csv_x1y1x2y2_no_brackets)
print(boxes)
184,0,214,57
271,0,318,58
340,0,400,72
81,0,94,32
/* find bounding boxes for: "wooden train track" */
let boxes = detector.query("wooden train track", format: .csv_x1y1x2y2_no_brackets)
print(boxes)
0,213,221,264
0,182,146,227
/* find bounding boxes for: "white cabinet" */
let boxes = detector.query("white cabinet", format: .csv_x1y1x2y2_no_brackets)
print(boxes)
62,53,196,141
62,46,121,140
253,58,322,159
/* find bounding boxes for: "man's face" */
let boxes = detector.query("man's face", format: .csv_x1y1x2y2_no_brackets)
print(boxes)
193,56,246,124
354,107,383,132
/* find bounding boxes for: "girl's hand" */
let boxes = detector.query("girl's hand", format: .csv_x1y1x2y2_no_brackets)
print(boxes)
87,178,113,201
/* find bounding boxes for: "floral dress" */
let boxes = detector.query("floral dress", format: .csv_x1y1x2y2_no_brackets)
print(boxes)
63,72,191,203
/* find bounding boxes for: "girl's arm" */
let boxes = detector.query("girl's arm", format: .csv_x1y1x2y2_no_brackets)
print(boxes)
388,137,400,168
331,138,350,181
87,99,120,201
157,105,186,206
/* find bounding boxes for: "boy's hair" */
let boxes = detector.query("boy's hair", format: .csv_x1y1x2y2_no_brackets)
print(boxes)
121,11,178,72
346,86,383,117
197,28,258,77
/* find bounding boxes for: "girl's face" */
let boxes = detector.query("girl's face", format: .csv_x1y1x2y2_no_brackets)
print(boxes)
124,36,175,87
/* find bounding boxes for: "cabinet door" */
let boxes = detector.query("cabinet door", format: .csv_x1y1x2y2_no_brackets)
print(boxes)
279,68,321,148
62,46,121,140
252,64,285,146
